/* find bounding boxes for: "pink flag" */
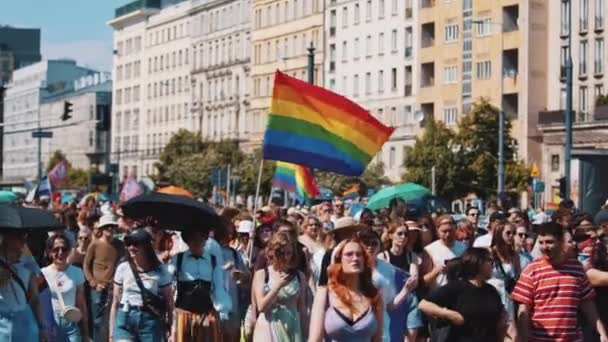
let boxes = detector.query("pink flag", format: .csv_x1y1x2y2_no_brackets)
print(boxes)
120,176,143,202
48,161,68,188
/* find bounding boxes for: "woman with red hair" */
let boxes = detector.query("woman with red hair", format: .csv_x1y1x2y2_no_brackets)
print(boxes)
309,239,383,342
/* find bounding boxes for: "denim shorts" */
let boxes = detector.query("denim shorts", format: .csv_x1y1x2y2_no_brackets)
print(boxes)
0,307,39,342
55,315,81,342
114,306,164,342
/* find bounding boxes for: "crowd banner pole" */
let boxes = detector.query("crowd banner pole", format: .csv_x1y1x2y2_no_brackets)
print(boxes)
248,157,265,264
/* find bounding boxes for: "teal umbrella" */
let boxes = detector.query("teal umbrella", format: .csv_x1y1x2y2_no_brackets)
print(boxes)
0,191,17,204
366,183,430,211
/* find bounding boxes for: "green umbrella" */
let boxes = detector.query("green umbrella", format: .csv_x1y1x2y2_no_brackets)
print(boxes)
366,183,430,211
0,191,17,204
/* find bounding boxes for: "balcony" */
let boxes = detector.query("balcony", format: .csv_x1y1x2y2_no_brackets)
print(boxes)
594,60,604,77
329,61,336,72
420,103,435,124
580,18,589,35
421,22,435,48
420,62,435,88
502,5,519,33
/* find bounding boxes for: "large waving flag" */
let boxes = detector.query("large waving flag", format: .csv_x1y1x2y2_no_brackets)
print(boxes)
272,161,320,201
48,160,68,188
262,71,395,176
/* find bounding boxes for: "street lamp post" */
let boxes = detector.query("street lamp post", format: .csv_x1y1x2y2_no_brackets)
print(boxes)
564,0,573,200
473,19,505,196
307,43,315,85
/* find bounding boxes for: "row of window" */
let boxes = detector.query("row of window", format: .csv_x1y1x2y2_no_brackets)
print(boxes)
328,0,406,30
328,28,413,63
147,22,189,48
561,0,605,34
194,34,248,70
203,75,242,103
253,68,320,97
253,29,321,65
147,49,190,74
146,77,190,100
145,103,191,127
115,61,142,81
254,0,322,29
116,36,143,57
193,2,245,36
115,86,141,105
328,67,408,97
114,109,140,133
203,111,239,138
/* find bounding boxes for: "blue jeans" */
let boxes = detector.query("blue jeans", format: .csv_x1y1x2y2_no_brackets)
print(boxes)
90,287,110,342
55,316,81,342
0,307,39,342
114,307,164,342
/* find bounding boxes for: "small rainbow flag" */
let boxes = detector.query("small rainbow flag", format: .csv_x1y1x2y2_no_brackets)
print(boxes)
262,71,394,176
343,183,360,197
272,161,320,201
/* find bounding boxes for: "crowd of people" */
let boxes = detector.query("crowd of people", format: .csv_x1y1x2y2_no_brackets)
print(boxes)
2,195,608,342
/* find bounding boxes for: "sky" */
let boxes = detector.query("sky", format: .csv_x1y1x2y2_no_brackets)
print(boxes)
2,0,128,71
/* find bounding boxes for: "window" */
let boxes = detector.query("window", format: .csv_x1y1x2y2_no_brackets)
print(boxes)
580,0,589,31
378,70,384,92
444,65,458,84
391,29,397,51
391,0,398,15
597,0,605,29
378,33,385,54
476,61,492,80
366,35,372,56
391,67,397,90
551,155,560,172
366,0,371,21
329,78,336,90
365,72,371,94
389,147,395,167
580,40,588,75
580,86,588,113
595,38,604,74
330,44,336,71
561,0,571,35
342,75,348,93
379,0,385,18
354,3,360,24
596,84,604,100
476,18,491,36
444,23,458,42
330,10,337,36
405,27,413,58
342,41,348,60
354,38,360,59
342,7,348,27
353,74,360,96
444,107,457,125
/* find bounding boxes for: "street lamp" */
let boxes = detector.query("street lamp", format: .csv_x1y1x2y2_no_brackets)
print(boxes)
472,18,505,196
562,0,573,200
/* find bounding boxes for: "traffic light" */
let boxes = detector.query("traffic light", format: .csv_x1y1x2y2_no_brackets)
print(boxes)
558,177,566,198
61,101,73,121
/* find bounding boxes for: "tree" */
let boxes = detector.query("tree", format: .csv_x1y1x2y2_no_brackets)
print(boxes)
155,129,207,179
235,150,275,196
402,119,465,200
315,162,391,195
456,98,529,198
46,150,89,189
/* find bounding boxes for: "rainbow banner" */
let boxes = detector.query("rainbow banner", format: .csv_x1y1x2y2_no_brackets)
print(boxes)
272,161,320,201
262,71,395,176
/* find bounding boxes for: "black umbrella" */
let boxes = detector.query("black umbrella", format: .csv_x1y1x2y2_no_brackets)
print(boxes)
121,192,223,232
0,204,64,232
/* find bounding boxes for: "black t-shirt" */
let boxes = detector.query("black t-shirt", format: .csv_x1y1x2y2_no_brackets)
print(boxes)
318,248,333,287
426,280,503,342
383,250,412,272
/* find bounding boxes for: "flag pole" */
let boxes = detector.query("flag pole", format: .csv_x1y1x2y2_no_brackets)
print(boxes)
253,158,264,216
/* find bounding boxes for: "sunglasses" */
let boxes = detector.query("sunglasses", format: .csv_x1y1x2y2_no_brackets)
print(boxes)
517,233,529,238
469,213,479,217
52,246,70,253
396,231,409,237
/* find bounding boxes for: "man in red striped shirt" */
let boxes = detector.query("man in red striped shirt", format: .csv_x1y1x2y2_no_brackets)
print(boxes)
512,222,608,342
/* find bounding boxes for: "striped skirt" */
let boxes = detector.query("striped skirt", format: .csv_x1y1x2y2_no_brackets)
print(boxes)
175,308,222,342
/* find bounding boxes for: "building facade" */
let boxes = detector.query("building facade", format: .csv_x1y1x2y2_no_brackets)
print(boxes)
417,0,548,166
190,0,252,142
0,26,41,86
326,0,417,181
247,0,325,150
109,0,193,179
2,60,96,181
39,72,112,172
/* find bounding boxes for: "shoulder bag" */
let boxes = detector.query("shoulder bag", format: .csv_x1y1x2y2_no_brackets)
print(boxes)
127,260,167,318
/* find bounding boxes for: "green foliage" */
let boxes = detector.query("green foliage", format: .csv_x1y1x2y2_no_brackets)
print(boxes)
402,119,464,200
234,149,275,196
596,94,608,106
402,99,530,202
316,162,391,195
46,150,89,189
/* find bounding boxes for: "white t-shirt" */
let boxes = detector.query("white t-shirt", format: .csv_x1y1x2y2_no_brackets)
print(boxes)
473,233,493,249
42,265,85,311
424,240,468,288
113,261,172,306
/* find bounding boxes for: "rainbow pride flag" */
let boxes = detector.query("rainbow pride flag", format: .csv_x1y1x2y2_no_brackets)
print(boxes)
262,71,394,176
272,161,320,200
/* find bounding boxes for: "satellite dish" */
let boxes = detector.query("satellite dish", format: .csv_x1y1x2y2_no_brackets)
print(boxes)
414,111,425,123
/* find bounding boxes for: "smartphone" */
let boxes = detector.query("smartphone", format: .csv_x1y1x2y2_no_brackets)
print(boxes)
578,253,590,263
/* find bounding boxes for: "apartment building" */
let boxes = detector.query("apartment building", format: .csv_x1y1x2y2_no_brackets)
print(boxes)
326,0,417,180
247,0,325,151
